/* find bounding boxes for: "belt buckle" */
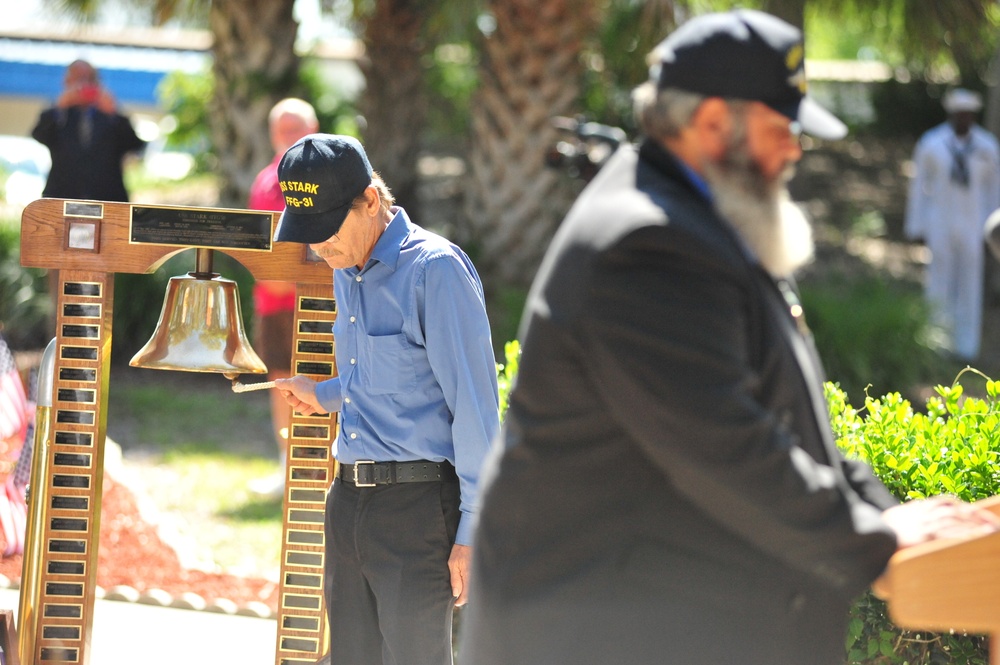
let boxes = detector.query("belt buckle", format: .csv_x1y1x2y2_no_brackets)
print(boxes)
353,460,376,487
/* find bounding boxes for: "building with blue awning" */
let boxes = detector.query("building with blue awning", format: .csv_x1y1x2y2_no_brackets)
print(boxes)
0,26,210,136
0,24,361,205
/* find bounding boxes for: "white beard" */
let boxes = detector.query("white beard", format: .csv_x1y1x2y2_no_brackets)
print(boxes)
702,144,814,277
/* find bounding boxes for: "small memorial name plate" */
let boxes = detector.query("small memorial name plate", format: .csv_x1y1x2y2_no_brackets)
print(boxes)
131,205,273,251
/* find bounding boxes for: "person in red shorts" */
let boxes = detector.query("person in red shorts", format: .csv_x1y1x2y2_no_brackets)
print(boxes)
247,98,319,498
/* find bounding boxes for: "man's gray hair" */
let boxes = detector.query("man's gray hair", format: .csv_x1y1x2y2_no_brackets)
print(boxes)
632,82,706,141
352,172,395,210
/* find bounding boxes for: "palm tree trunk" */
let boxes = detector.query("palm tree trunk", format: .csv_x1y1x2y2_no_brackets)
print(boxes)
464,0,598,295
357,0,430,218
208,0,301,206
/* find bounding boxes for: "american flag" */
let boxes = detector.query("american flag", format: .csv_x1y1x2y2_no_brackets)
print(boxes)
0,336,28,444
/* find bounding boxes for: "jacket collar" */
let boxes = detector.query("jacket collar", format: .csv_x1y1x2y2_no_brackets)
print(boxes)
638,138,713,203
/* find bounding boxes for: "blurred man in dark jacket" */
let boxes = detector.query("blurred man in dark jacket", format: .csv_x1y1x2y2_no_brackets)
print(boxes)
32,59,145,202
461,10,999,665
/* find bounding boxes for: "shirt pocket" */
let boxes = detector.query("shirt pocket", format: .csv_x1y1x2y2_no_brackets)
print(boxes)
364,332,418,395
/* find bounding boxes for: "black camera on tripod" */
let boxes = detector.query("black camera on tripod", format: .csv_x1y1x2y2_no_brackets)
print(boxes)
545,116,628,182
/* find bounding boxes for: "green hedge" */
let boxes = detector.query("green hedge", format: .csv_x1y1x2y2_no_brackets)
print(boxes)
0,220,49,350
496,339,519,421
828,376,999,664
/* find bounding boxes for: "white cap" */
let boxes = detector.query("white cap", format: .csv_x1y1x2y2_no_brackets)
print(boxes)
942,88,983,114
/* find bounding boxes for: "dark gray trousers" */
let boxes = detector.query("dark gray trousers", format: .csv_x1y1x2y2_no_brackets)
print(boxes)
325,477,460,665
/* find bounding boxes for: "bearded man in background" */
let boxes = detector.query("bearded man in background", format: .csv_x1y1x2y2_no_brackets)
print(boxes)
461,10,1000,665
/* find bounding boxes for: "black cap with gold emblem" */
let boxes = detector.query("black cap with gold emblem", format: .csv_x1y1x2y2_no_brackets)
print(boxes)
273,134,374,244
651,9,847,140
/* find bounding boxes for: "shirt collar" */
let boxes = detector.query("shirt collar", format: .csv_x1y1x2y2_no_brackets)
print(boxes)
363,206,409,273
675,159,713,203
638,138,713,203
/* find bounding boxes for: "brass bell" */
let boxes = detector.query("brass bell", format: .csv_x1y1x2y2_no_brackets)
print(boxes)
129,249,267,378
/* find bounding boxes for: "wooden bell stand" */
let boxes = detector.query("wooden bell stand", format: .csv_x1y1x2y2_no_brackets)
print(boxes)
18,198,337,665
882,496,1000,665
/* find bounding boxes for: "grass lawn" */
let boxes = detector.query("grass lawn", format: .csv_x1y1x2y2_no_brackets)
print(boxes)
107,365,287,579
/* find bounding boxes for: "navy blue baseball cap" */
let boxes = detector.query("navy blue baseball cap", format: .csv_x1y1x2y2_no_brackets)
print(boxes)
651,9,847,140
274,134,373,244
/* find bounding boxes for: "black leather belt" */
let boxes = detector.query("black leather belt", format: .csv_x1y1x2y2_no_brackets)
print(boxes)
338,460,457,488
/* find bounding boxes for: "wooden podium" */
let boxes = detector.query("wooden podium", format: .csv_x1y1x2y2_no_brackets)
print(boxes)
882,496,1000,665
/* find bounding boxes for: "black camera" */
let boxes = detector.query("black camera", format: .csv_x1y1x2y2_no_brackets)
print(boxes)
545,116,628,182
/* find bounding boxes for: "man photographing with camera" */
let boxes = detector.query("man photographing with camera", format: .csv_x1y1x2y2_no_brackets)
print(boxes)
32,59,146,203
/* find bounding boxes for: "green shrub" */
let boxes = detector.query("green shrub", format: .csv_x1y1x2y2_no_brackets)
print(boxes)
0,219,50,350
157,68,216,173
496,339,520,421
828,376,1000,664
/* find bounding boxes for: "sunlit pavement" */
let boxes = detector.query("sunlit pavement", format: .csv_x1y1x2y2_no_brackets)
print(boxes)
0,587,277,665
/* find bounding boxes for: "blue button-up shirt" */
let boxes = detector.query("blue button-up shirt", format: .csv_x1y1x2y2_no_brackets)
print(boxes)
314,207,500,545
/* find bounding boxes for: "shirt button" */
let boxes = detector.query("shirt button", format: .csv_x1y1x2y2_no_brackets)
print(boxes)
355,275,363,283
350,358,356,365
350,316,356,323
345,397,351,404
350,432,357,439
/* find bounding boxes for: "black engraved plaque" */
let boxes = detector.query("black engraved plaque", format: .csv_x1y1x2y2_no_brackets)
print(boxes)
45,582,84,596
296,361,332,376
297,341,333,355
58,389,96,404
43,626,81,640
63,282,100,297
292,426,330,439
298,320,331,335
46,561,85,576
40,647,79,661
283,594,321,610
285,573,323,589
44,605,82,618
280,637,318,652
290,468,327,482
288,531,324,545
61,346,98,361
59,368,96,382
62,324,99,339
52,475,90,489
131,205,272,251
50,518,88,532
291,446,328,460
289,489,325,503
55,432,92,446
282,615,320,631
48,540,86,554
53,453,91,467
62,303,100,318
51,496,89,510
56,410,95,425
286,551,323,567
299,297,336,312
288,509,324,524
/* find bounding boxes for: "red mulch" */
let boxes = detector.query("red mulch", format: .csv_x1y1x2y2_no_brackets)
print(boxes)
0,475,279,612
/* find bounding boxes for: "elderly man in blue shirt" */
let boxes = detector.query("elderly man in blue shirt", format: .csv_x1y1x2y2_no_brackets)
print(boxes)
273,134,500,665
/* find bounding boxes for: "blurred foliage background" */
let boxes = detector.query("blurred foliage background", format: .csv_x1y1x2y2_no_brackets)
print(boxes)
5,0,1000,397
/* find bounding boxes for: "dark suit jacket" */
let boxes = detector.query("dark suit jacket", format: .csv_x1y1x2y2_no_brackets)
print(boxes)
463,139,899,665
32,105,146,202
